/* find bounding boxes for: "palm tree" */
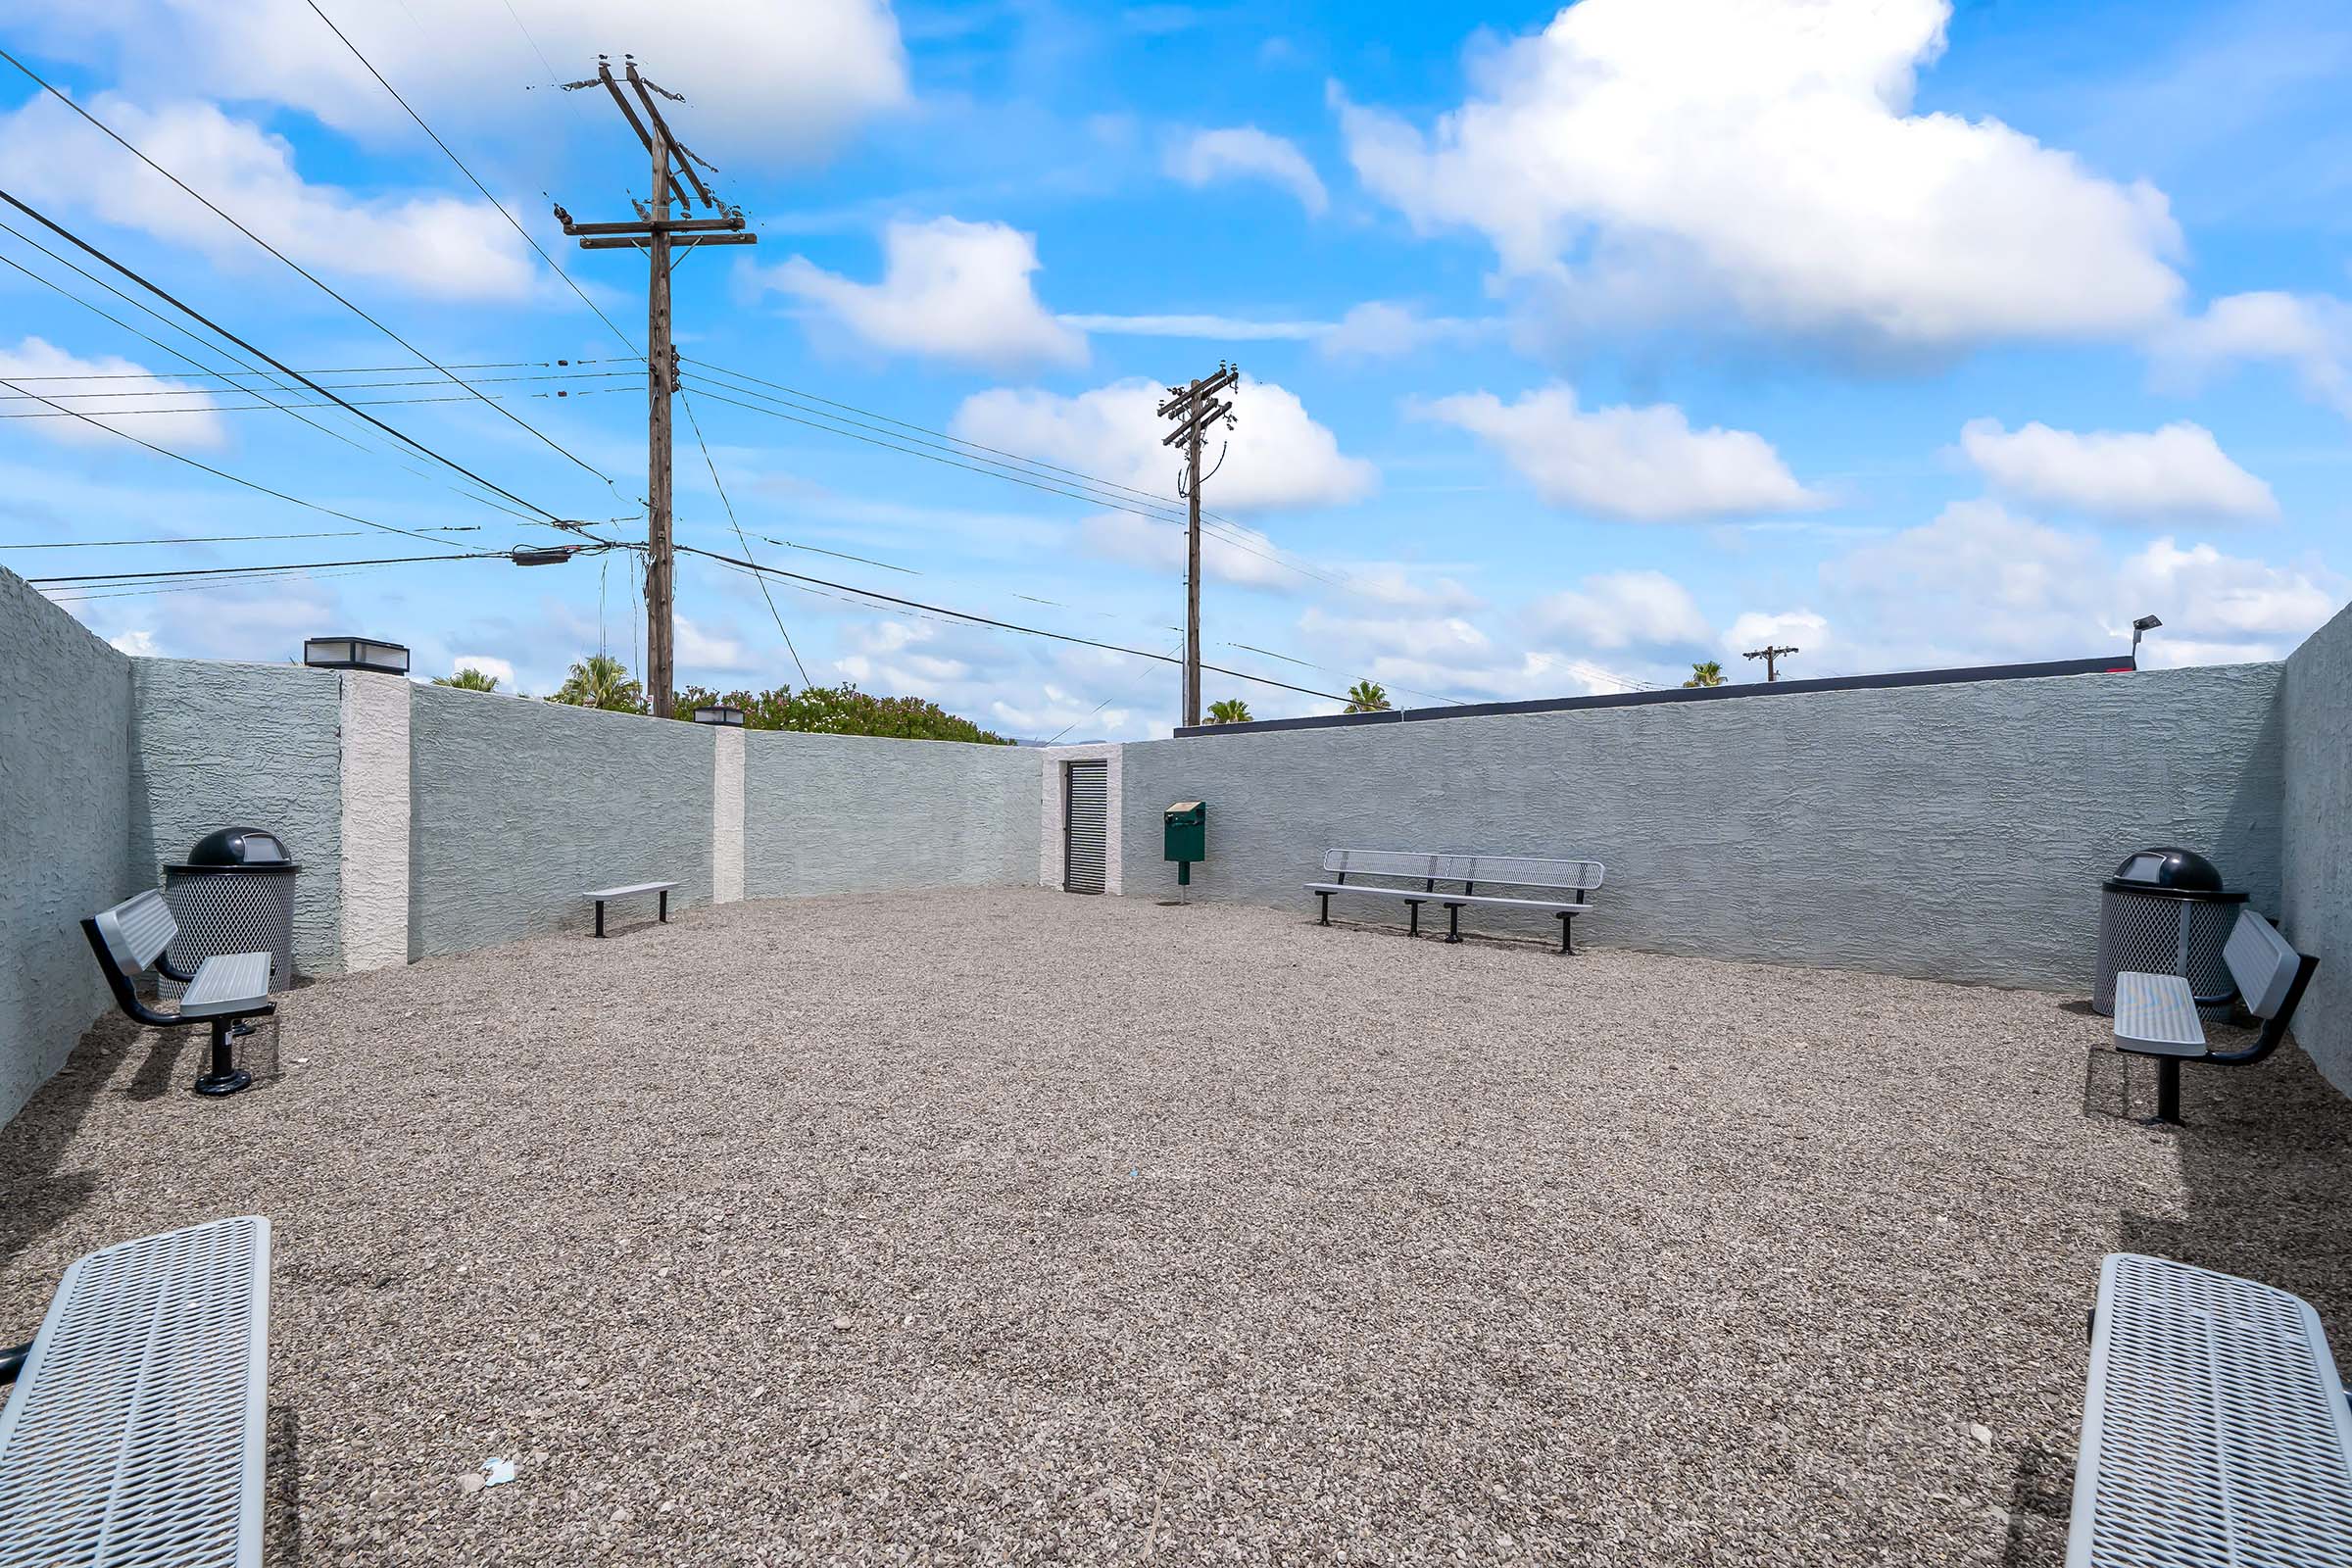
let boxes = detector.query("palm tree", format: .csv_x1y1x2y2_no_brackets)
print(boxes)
1683,661,1727,688
551,653,645,712
434,667,500,693
1205,698,1253,725
1344,679,1391,713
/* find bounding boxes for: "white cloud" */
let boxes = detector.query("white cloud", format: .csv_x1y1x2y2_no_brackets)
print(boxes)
674,615,757,672
1720,610,1835,670
1057,314,1328,341
1078,511,1299,590
1335,0,2183,348
1318,302,1494,361
1417,384,1821,520
950,376,1376,512
1533,570,1712,649
755,219,1087,368
2152,291,2352,416
0,95,536,301
24,0,906,161
1165,126,1329,215
1814,500,2343,668
447,654,516,689
832,618,971,697
108,627,160,657
0,336,228,449
1959,418,2277,522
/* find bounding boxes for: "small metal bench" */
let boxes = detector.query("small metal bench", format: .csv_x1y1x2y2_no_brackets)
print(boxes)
2069,1251,2352,1565
0,1216,272,1567
1305,850,1604,953
81,889,275,1097
2113,906,2317,1123
582,879,677,938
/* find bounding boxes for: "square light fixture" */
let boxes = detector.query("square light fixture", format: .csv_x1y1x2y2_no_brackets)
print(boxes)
691,704,746,726
302,636,411,675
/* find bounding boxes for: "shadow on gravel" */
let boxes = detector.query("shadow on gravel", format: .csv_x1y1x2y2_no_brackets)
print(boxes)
0,1012,143,1272
1998,1437,2074,1568
265,1404,304,1566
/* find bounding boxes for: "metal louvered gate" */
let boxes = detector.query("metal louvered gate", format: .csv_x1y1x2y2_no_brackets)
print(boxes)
1063,760,1107,894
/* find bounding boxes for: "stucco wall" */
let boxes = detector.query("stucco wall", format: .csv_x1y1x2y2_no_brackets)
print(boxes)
0,570,131,1123
408,686,715,955
128,658,346,977
1118,664,2286,992
2282,603,2352,1096
744,731,1033,898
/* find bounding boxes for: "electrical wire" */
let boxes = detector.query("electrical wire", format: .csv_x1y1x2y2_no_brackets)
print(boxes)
0,374,480,548
0,385,643,420
28,549,511,586
302,0,640,358
0,358,624,382
679,386,808,687
0,368,643,401
0,528,471,550
0,47,623,492
0,190,589,528
674,542,1347,704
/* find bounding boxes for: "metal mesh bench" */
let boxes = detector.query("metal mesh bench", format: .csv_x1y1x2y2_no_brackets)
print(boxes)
582,880,677,938
2070,1251,2352,1566
2112,907,2317,1124
81,889,275,1097
1305,849,1604,952
0,1216,272,1568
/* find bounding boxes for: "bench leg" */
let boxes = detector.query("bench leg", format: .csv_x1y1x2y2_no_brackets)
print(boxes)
1317,891,1330,926
1446,905,1461,944
193,1017,253,1098
659,889,669,923
1407,901,1421,937
595,900,607,939
1558,912,1576,956
2151,1057,2182,1125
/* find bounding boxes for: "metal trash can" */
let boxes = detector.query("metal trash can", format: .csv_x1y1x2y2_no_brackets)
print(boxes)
2092,847,2245,1017
162,827,300,997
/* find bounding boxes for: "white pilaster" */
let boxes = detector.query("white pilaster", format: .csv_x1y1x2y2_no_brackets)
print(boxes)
337,671,412,970
712,725,745,904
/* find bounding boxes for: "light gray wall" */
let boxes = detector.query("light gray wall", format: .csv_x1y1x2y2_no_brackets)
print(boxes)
1119,664,2285,993
2282,603,2352,1096
744,731,1033,898
0,569,131,1123
408,686,715,956
128,658,345,977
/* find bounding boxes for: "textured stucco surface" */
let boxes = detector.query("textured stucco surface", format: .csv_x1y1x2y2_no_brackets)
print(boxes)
408,687,714,955
0,568,130,1125
2282,603,2352,1096
340,672,412,971
744,731,1032,899
1118,664,2287,992
1037,743,1123,894
128,658,345,978
712,726,744,905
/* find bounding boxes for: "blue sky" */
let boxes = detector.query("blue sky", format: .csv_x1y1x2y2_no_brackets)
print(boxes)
3,0,2347,738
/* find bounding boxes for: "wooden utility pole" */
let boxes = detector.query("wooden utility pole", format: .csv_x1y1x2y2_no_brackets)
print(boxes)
1156,363,1240,727
1742,643,1800,681
556,57,755,717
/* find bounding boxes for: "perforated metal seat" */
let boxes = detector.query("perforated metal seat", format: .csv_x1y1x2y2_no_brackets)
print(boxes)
0,1216,271,1568
2110,907,2318,1124
2070,1252,2352,1567
2112,972,2206,1057
82,890,274,1097
1306,848,1604,950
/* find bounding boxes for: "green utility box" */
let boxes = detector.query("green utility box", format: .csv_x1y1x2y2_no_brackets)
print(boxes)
1164,801,1206,885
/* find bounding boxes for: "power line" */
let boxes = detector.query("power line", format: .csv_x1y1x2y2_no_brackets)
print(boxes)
0,222,547,525
0,374,476,549
760,537,918,575
0,358,625,382
0,189,587,528
0,46,622,493
673,542,1347,704
28,549,508,586
0,385,643,421
679,387,808,688
302,0,640,356
0,528,472,550
0,368,642,400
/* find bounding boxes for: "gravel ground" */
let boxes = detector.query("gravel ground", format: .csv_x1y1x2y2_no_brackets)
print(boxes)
4,887,2349,1567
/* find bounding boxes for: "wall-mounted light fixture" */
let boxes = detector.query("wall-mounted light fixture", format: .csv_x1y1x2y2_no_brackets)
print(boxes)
691,704,746,726
2131,613,2163,662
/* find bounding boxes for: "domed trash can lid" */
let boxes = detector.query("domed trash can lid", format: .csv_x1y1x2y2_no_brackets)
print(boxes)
171,827,300,871
2105,846,2238,900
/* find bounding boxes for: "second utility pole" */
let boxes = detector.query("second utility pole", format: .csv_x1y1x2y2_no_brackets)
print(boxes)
557,57,755,716
1157,363,1240,727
